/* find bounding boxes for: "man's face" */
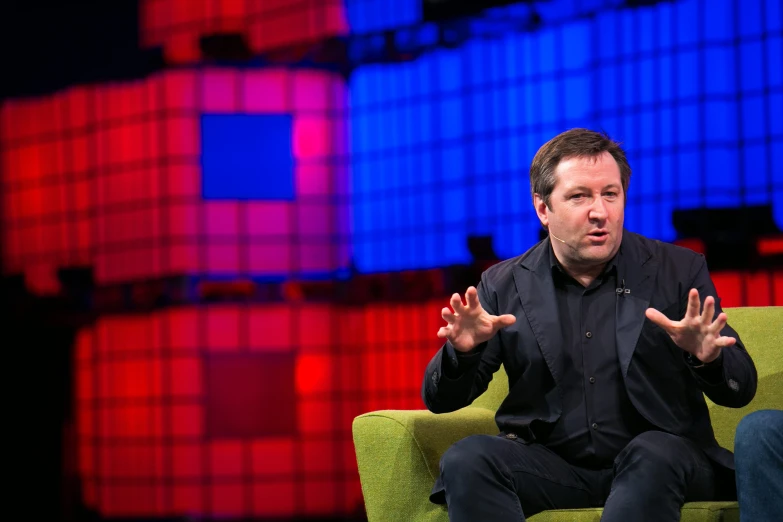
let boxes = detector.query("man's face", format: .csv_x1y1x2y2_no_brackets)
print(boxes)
535,151,625,268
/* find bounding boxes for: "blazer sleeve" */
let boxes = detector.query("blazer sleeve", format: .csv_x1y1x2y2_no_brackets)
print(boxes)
684,254,758,408
422,272,505,413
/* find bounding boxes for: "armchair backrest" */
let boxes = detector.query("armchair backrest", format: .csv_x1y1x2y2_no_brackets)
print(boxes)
707,306,782,449
469,363,508,411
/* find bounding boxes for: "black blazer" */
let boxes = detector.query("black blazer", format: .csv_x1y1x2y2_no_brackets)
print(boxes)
423,231,757,469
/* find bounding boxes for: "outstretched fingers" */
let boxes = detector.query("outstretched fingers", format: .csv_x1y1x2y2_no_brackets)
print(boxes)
437,326,451,339
494,314,517,328
441,306,456,324
450,292,467,315
700,295,716,325
465,286,480,309
709,311,728,335
713,335,737,348
645,307,675,332
685,288,702,319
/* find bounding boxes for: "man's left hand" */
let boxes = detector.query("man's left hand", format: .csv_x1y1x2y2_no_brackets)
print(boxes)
645,288,736,363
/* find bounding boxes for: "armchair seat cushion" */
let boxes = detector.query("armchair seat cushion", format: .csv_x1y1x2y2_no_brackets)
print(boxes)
528,502,738,522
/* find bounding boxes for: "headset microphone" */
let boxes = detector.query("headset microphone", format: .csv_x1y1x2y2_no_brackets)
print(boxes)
550,233,578,251
551,233,627,294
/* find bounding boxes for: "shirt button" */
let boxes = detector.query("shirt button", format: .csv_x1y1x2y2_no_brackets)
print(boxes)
585,331,592,338
591,423,598,430
589,377,596,384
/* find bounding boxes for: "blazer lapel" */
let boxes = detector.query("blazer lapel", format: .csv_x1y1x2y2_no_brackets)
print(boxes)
513,240,565,387
615,233,659,379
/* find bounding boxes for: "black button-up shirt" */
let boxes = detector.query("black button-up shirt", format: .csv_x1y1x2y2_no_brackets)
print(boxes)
545,245,653,468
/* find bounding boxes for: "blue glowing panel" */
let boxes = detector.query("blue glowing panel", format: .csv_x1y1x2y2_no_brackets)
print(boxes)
771,92,783,136
769,0,782,32
676,0,700,46
704,46,736,96
346,0,420,34
739,0,763,37
705,147,739,208
201,114,293,200
774,137,783,229
769,36,783,88
705,101,738,142
740,41,764,92
703,0,735,41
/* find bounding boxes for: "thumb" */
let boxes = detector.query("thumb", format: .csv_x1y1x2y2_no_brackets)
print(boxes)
494,314,517,328
645,308,672,331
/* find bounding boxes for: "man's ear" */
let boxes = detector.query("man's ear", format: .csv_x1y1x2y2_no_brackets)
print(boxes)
533,194,549,228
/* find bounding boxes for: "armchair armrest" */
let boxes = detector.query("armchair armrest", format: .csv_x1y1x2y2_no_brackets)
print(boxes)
352,407,498,522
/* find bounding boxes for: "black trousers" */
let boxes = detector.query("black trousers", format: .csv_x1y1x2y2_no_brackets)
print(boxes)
433,431,735,522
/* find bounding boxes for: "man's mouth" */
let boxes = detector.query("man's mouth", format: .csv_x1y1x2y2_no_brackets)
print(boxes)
587,230,609,239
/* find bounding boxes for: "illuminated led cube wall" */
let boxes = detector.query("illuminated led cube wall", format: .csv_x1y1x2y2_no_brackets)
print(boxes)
140,0,349,63
1,67,350,293
349,0,783,272
74,301,443,518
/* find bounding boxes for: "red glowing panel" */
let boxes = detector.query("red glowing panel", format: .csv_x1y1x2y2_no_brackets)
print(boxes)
774,272,783,306
757,236,783,255
171,404,204,438
744,271,772,307
252,481,296,517
712,271,743,308
301,439,337,475
210,440,244,477
172,443,202,478
337,354,363,393
206,353,296,438
170,356,203,396
298,399,337,435
206,306,241,350
251,439,295,476
139,0,348,65
298,304,337,350
211,483,245,517
248,306,294,350
172,485,204,514
673,238,706,254
303,479,338,515
157,307,200,351
103,485,160,517
296,355,333,395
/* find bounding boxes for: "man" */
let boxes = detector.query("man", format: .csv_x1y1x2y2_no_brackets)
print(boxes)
734,409,783,521
422,128,757,522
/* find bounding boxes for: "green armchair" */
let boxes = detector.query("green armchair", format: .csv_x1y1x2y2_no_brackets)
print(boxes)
353,307,782,522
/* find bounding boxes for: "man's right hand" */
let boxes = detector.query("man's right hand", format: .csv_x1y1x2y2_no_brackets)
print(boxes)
437,286,517,353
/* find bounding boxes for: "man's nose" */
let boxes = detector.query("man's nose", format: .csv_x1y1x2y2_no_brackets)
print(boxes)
589,198,608,220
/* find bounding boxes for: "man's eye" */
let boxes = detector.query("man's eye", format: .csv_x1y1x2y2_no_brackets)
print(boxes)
570,194,584,200
604,192,618,197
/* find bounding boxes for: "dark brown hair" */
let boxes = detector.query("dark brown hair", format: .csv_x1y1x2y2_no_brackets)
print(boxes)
529,128,631,209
